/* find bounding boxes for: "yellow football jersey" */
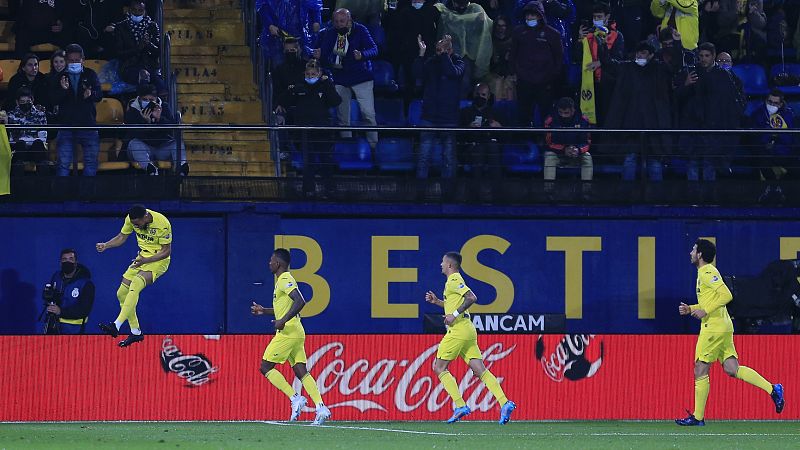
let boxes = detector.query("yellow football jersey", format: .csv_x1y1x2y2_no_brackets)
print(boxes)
442,273,476,339
694,264,734,333
273,271,305,338
120,209,172,257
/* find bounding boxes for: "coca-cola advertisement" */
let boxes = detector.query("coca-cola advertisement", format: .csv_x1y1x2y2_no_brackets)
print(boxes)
1,334,796,421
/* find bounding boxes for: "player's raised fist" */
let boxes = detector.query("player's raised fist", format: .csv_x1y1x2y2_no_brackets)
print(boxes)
96,242,106,252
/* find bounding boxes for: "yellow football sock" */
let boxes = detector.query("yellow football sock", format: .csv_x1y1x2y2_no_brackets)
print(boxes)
301,373,324,407
438,371,466,408
116,283,139,329
116,275,146,328
693,375,710,420
480,370,508,406
266,369,295,399
736,366,773,394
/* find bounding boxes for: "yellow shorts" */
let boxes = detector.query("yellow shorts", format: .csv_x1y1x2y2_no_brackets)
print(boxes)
695,331,739,364
123,258,170,282
436,333,483,363
263,334,307,365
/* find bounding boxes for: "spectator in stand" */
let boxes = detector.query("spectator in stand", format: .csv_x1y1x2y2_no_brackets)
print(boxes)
675,42,745,181
486,15,516,101
49,44,103,177
44,50,67,123
384,0,440,109
511,1,563,126
115,1,165,95
314,8,379,148
749,89,795,203
257,0,322,65
414,34,465,179
600,41,679,181
611,0,648,52
73,0,126,59
336,0,385,24
458,83,503,191
475,0,502,19
1,87,49,176
715,0,766,62
13,0,70,58
576,3,624,126
4,54,48,111
434,0,494,95
516,0,576,68
543,97,592,185
650,0,699,50
273,38,308,121
124,84,188,176
278,60,342,196
655,26,691,72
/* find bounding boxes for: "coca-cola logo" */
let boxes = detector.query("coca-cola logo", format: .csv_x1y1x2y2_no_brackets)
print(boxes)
160,336,219,387
293,341,515,414
535,334,604,382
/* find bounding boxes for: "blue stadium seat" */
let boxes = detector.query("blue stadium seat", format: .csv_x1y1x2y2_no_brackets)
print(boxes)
745,99,763,118
788,101,800,113
493,100,519,127
503,142,542,173
408,99,423,126
376,138,414,171
350,99,362,124
731,64,770,96
334,138,373,171
374,98,406,126
372,60,398,93
770,64,800,95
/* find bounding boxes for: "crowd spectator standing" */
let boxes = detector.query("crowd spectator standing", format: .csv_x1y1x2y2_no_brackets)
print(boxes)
13,0,70,58
124,84,187,176
72,0,126,59
435,0,495,96
114,1,165,95
48,44,103,177
4,54,48,111
650,0,699,51
486,15,515,101
44,50,67,122
2,87,49,176
316,8,379,148
517,0,576,69
713,0,767,63
257,0,322,65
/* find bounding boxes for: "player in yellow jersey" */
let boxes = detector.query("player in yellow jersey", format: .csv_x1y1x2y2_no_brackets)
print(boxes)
251,248,331,425
424,251,516,424
676,239,785,426
95,205,172,347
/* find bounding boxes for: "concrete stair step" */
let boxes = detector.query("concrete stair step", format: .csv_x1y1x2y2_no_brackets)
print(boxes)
170,45,250,57
164,0,239,10
184,130,270,142
186,140,272,163
178,100,263,123
177,83,227,95
171,54,252,66
172,62,253,84
163,8,241,20
167,21,245,47
185,161,276,177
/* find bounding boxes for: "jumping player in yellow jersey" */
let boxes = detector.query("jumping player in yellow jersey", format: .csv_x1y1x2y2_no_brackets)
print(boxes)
424,251,516,424
251,248,330,425
676,239,785,426
96,204,172,347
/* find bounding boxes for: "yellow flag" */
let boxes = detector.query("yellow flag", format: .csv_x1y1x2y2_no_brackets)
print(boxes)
0,124,11,195
580,38,597,125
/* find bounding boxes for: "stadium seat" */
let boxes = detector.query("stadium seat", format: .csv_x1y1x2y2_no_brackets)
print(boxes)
0,59,20,88
493,100,519,127
96,98,125,125
335,138,373,171
372,60,398,93
788,101,800,113
731,64,770,96
374,98,406,126
38,59,50,74
408,99,423,126
503,142,542,173
770,63,800,95
745,99,763,119
375,137,414,171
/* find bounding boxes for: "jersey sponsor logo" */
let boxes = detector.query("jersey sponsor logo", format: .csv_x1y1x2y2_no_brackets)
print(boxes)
136,232,156,243
287,282,294,287
160,336,219,387
535,334,604,382
458,283,465,289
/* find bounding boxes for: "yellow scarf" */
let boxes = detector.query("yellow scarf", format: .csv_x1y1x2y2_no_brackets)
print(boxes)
0,125,11,195
580,37,597,125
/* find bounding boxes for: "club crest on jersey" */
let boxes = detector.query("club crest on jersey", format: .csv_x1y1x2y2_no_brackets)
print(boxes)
149,228,156,235
711,276,719,282
459,283,465,289
71,288,80,298
287,282,294,287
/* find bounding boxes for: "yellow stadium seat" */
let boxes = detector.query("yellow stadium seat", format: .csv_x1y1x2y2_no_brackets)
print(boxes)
96,98,125,125
0,59,20,88
38,59,51,74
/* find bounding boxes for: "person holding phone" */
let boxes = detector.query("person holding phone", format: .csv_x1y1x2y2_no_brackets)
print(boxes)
124,84,188,176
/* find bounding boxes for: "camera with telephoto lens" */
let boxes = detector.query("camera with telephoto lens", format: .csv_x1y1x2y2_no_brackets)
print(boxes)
40,283,63,334
42,283,62,305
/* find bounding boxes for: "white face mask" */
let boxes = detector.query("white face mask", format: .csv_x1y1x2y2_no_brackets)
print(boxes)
67,62,83,73
131,14,144,23
412,1,423,9
766,104,779,115
635,58,648,67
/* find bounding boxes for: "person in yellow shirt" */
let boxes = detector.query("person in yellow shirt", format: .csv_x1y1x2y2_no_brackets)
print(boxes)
96,204,171,347
676,239,784,426
251,248,330,425
424,251,516,424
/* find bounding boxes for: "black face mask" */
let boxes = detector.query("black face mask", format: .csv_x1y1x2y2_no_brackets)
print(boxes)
284,50,300,60
473,97,488,108
558,115,574,125
61,262,76,274
337,27,349,35
19,103,32,113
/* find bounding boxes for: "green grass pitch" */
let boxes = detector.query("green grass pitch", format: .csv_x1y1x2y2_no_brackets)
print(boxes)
1,421,798,449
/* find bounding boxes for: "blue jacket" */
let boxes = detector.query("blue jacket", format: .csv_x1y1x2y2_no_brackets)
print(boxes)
49,264,95,325
47,67,103,126
414,53,465,125
318,22,377,87
750,104,795,156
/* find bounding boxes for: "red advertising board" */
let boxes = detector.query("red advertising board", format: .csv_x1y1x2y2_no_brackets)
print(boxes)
1,334,795,421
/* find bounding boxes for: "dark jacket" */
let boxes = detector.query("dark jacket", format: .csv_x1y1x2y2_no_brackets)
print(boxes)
385,1,440,62
115,15,161,75
675,64,746,129
459,102,501,142
48,67,103,125
510,2,563,84
272,56,307,108
318,22,378,87
5,72,49,110
415,53,465,125
544,113,591,153
750,104,795,156
48,264,95,324
278,77,342,125
124,96,177,147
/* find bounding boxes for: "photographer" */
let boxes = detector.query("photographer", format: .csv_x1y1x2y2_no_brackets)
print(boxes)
43,249,95,334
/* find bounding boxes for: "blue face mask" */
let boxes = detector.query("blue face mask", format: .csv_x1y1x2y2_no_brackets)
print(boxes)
131,14,144,23
140,100,151,109
526,19,538,28
412,1,423,9
305,77,319,85
719,63,732,71
67,63,82,74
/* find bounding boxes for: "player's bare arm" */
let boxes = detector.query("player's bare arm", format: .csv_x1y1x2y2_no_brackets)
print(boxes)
132,243,172,268
691,309,708,319
425,291,445,307
96,233,129,252
678,302,692,315
250,302,275,316
274,289,306,330
444,290,477,326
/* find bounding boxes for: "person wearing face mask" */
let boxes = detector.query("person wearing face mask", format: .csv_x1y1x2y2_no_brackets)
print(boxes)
5,54,48,111
543,97,593,187
650,0,699,51
511,1,563,126
273,38,309,119
124,84,188,176
257,0,322,66
600,40,677,182
3,88,49,176
115,0,166,94
458,83,503,195
516,0,576,67
434,0,494,96
749,89,795,203
48,43,103,177
43,248,96,335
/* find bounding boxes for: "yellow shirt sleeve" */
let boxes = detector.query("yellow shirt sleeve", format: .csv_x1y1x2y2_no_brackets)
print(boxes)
158,226,173,245
121,216,133,235
280,274,299,296
699,270,733,315
447,276,470,298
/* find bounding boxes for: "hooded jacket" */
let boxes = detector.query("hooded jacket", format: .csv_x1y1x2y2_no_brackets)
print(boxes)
511,1,563,84
124,96,178,147
48,263,95,326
